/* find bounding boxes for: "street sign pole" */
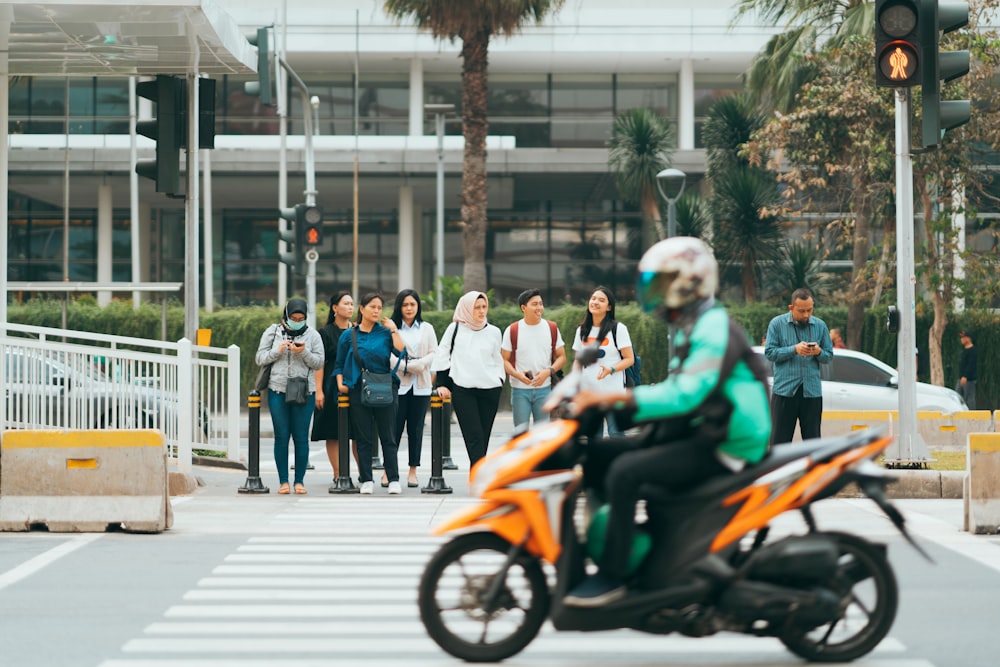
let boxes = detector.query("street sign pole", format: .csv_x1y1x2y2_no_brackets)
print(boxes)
890,87,931,466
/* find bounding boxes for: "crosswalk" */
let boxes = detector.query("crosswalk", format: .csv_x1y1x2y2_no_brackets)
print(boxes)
98,496,933,667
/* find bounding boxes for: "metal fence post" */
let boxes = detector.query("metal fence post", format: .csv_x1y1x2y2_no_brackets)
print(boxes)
422,391,452,494
238,390,269,494
441,395,457,470
330,393,359,493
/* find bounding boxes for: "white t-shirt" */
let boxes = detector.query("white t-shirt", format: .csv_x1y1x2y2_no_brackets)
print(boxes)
501,319,565,389
571,322,632,394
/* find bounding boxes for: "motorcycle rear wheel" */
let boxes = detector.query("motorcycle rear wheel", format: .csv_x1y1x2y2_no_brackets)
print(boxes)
418,532,550,662
779,532,898,663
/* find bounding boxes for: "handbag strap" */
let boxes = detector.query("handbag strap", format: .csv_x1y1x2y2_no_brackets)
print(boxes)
352,326,403,374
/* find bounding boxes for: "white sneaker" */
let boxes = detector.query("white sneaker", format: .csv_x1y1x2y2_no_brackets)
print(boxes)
387,481,402,495
360,481,374,495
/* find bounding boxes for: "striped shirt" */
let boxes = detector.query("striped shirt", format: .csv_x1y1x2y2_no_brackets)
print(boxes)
764,312,832,398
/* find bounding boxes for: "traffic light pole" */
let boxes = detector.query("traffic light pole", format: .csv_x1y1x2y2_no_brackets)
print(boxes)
890,88,931,466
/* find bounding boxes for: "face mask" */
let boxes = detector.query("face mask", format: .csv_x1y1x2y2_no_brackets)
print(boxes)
286,319,306,331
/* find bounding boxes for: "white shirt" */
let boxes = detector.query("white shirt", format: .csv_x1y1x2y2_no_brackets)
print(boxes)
571,322,632,394
501,319,565,389
431,322,505,390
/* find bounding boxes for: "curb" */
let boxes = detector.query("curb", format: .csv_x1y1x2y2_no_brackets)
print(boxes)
837,470,965,499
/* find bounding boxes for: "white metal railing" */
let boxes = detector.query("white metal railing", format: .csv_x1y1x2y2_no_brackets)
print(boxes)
0,323,241,473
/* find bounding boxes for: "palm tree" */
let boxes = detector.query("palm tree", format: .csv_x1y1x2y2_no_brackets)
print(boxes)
710,168,785,302
607,107,675,248
770,240,837,299
701,93,764,174
675,190,710,239
384,0,565,292
733,0,872,113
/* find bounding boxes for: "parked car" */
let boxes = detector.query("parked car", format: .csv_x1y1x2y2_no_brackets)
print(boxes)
752,347,967,414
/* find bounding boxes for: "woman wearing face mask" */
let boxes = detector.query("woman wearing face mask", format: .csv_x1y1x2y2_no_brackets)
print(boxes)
255,298,325,495
431,291,505,469
571,286,635,438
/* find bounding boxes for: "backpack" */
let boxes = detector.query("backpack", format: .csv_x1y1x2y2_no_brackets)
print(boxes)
610,326,641,388
509,320,563,384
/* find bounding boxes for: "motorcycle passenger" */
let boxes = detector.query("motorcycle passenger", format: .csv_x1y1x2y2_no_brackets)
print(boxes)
562,237,772,607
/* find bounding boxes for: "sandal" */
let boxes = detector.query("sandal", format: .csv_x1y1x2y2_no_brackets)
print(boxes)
294,484,308,495
278,483,291,495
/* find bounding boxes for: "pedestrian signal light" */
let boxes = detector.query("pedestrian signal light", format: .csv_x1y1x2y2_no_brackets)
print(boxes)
875,0,922,88
299,205,323,247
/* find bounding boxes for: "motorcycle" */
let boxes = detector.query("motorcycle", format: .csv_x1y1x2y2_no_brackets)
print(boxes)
417,348,931,663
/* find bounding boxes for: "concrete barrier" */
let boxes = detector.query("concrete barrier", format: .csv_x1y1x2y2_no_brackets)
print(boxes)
966,432,1000,534
821,411,895,438
0,429,173,532
919,410,993,449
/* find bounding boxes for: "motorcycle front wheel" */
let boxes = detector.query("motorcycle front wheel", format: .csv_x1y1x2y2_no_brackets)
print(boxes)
418,532,550,662
780,532,898,663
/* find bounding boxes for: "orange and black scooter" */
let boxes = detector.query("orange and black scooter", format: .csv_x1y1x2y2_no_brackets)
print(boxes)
418,349,930,664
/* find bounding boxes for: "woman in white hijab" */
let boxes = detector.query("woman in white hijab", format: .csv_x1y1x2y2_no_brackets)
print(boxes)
431,291,505,468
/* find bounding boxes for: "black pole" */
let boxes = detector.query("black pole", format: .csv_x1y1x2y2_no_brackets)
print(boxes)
441,395,457,470
422,391,452,494
330,393,359,493
238,390,269,494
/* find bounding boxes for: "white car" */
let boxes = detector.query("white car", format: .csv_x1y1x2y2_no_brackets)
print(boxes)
753,346,968,414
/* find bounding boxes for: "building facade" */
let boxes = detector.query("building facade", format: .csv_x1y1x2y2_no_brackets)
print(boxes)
7,0,780,307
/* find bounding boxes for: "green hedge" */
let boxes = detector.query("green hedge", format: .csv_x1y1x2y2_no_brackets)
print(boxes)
8,298,992,409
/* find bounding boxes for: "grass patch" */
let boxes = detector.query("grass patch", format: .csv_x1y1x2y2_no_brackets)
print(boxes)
927,450,966,471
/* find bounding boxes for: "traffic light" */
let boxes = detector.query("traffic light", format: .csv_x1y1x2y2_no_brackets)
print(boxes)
278,205,304,275
300,205,323,247
245,27,273,106
136,75,183,194
921,0,970,147
875,0,921,88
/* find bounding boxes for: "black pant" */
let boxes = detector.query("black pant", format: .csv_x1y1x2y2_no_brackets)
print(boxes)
349,385,399,483
770,385,823,444
395,392,431,468
595,435,730,581
450,385,502,468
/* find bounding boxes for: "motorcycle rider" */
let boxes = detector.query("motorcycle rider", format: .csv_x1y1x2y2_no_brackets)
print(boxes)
562,237,772,607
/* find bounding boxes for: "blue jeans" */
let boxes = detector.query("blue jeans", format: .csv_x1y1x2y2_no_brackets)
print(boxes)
597,412,624,439
268,389,316,485
511,386,552,430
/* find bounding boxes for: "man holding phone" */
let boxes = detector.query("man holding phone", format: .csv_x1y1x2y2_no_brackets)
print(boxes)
764,288,833,444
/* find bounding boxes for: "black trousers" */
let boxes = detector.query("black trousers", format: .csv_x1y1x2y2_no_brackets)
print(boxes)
770,385,823,444
592,435,730,581
450,385,502,468
395,392,431,468
349,385,399,483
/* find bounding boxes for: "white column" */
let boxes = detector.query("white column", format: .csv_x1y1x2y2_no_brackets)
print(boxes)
409,59,424,137
678,59,695,151
398,185,415,290
412,203,423,292
97,184,113,307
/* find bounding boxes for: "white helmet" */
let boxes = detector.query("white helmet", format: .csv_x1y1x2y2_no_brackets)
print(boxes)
636,237,718,311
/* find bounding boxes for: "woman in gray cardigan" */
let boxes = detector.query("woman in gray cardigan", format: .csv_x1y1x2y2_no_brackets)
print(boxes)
255,298,324,494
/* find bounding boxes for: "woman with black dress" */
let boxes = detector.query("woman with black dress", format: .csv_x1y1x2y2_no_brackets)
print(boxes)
311,291,355,480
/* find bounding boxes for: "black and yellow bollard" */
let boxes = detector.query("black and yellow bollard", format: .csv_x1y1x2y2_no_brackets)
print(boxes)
422,391,452,494
239,390,269,494
330,393,359,493
441,395,458,470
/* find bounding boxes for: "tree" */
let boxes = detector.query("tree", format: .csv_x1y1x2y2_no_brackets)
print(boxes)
607,107,675,248
384,0,565,292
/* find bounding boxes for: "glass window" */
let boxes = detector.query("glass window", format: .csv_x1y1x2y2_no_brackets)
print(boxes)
550,75,613,148
615,74,677,118
828,357,892,386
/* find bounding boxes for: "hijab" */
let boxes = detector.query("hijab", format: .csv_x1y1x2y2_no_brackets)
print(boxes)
282,298,310,338
453,291,488,331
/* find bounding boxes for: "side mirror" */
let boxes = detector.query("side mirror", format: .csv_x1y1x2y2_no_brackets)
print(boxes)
889,376,898,389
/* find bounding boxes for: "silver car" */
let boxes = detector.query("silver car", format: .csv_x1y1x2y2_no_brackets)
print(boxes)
753,346,967,414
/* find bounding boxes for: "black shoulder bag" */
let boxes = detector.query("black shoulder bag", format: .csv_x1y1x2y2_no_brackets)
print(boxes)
352,328,402,408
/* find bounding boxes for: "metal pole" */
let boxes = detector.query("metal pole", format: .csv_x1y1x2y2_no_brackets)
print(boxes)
441,395,457,470
435,111,445,311
891,88,929,465
667,198,677,239
330,393,358,493
238,391,269,493
422,391,452,494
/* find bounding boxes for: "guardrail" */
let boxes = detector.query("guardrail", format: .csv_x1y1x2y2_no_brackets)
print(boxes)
0,322,241,472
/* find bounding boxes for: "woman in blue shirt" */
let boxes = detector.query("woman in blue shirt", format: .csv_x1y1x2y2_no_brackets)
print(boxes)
334,293,406,495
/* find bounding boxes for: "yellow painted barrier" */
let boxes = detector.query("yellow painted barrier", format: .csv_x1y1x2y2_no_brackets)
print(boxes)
821,411,895,438
966,432,1000,534
919,410,993,449
0,429,172,532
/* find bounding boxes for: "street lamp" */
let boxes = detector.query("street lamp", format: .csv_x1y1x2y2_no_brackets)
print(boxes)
656,167,687,239
425,103,455,311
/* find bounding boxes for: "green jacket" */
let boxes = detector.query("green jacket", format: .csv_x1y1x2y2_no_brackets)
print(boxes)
632,307,771,464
